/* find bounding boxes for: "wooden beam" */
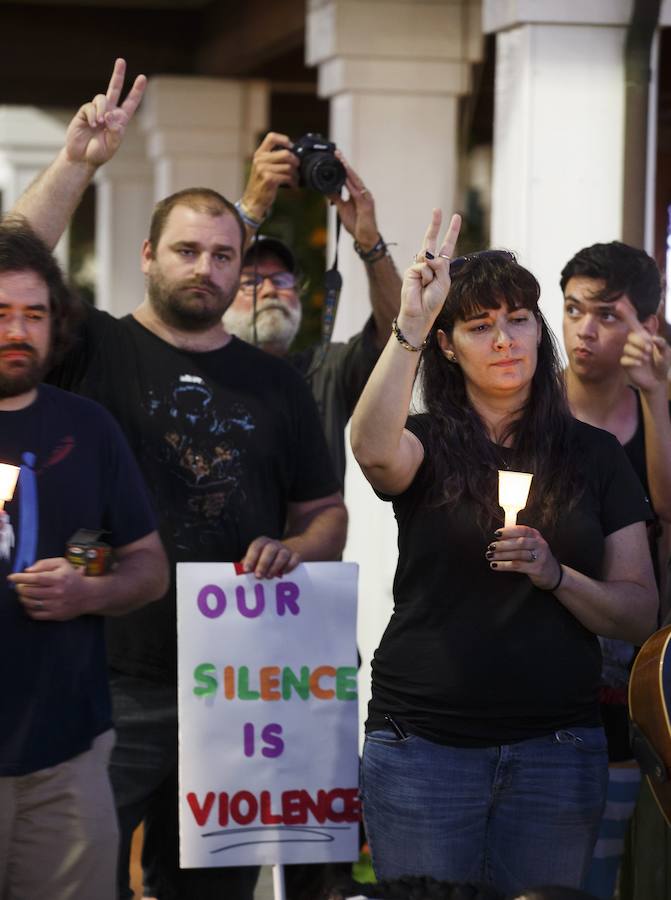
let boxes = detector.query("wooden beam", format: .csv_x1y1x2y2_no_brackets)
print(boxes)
0,3,199,106
196,0,306,76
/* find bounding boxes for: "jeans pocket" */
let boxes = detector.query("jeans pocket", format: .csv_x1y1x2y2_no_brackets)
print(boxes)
554,726,608,755
365,729,415,746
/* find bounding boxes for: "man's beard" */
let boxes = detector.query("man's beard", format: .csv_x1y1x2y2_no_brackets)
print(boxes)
223,299,302,354
0,345,47,400
147,268,237,333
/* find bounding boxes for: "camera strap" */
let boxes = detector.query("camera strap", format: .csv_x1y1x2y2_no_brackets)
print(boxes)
321,213,343,346
305,213,343,379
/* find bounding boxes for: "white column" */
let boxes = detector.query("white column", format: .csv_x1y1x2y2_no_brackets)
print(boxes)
0,107,68,267
306,0,481,741
140,77,269,202
485,2,634,348
308,0,479,341
94,119,153,316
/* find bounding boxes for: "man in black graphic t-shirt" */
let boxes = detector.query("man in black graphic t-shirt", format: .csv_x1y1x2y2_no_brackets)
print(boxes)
0,221,167,900
13,60,346,900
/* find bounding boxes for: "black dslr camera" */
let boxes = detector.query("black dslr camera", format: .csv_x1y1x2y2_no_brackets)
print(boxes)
290,133,346,194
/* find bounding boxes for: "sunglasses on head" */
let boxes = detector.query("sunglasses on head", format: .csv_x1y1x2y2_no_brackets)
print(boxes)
449,249,516,276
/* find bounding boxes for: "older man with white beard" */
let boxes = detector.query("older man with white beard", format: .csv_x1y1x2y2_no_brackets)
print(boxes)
223,236,303,356
224,135,403,487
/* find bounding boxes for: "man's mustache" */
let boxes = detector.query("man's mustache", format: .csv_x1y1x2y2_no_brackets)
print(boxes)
181,277,219,293
0,343,35,355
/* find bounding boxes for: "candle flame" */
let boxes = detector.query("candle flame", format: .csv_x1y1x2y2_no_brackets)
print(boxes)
0,464,20,509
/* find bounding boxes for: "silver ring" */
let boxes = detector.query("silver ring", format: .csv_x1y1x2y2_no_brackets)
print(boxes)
530,550,537,562
439,254,451,260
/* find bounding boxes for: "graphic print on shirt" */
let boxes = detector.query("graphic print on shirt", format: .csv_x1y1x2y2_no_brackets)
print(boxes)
143,374,256,551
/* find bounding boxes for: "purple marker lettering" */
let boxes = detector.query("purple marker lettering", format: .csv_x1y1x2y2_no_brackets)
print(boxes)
197,585,226,618
236,583,266,618
276,581,300,616
261,723,285,758
243,722,255,757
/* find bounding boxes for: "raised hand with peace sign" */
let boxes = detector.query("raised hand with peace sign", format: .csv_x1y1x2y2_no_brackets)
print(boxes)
64,58,147,169
12,58,147,250
396,209,462,348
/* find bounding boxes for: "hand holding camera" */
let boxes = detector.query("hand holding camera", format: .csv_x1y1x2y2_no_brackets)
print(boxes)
240,131,347,224
240,131,300,224
329,151,380,252
288,133,346,193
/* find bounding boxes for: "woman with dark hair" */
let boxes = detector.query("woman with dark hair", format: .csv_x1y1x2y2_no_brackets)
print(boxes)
350,212,657,896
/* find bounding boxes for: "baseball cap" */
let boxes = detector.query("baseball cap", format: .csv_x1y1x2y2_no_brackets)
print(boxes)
242,235,297,274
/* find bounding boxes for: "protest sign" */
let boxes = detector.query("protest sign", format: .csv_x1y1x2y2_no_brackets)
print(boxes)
177,561,359,868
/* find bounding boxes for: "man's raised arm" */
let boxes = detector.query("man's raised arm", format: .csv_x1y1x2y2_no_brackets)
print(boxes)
238,135,402,347
330,156,401,348
11,58,146,250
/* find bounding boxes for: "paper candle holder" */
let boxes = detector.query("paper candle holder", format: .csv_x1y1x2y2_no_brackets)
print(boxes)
0,464,20,510
498,469,533,528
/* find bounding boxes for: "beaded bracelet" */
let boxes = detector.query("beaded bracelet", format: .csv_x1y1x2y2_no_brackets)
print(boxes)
354,235,388,264
392,317,429,352
234,199,266,230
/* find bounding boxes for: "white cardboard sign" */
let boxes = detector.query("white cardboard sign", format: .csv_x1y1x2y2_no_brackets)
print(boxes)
177,561,360,868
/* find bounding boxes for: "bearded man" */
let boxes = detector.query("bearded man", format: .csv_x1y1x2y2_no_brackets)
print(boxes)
13,60,346,900
0,219,167,900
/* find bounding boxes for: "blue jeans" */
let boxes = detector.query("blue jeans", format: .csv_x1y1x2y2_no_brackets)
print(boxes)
361,726,608,896
109,672,259,900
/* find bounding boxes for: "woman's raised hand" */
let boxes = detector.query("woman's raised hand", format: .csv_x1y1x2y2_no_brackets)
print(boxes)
398,210,462,342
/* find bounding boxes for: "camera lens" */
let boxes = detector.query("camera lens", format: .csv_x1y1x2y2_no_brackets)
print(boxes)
302,154,346,194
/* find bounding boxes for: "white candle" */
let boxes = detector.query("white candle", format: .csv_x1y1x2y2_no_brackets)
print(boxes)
0,463,20,511
498,470,533,528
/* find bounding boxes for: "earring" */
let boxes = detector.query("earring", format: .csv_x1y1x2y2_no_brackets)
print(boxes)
445,350,457,363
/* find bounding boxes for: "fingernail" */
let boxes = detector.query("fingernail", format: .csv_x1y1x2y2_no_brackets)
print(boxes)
425,250,435,260
494,530,502,538
485,551,494,559
490,562,498,569
487,542,496,551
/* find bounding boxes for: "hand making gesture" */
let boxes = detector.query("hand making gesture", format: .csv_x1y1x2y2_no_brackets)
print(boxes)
64,58,147,168
396,210,462,346
618,295,671,395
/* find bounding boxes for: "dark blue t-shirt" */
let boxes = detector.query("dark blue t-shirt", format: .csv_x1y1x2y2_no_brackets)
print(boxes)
0,384,157,775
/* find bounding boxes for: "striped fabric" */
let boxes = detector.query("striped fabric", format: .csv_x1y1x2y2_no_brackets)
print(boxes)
584,766,642,899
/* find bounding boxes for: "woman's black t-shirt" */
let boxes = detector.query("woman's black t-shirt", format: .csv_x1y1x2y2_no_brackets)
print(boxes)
367,415,651,747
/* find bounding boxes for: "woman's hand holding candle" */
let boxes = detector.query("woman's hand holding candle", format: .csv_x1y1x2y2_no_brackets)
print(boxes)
486,524,563,592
